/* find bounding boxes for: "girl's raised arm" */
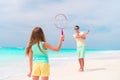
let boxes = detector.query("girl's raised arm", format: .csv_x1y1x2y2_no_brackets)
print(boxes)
44,35,64,52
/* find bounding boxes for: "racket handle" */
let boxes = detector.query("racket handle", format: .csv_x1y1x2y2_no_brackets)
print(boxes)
61,29,64,35
61,29,64,41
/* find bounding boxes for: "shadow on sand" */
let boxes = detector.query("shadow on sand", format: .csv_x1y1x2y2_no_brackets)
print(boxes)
85,68,106,72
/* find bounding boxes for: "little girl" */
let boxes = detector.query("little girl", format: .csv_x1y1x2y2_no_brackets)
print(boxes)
25,27,64,80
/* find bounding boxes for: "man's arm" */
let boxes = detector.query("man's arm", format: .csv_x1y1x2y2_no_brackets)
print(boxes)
84,30,90,35
81,30,90,39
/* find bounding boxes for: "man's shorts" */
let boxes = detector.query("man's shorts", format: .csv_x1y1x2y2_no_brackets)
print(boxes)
77,46,86,58
32,62,50,77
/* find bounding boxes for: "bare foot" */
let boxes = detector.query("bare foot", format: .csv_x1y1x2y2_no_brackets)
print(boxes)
79,68,84,72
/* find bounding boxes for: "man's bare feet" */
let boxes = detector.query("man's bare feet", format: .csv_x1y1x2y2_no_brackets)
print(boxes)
79,68,84,72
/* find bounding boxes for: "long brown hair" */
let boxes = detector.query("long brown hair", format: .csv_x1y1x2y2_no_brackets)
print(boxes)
25,27,46,55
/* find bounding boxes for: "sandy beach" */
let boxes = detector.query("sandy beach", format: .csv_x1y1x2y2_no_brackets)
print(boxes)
50,59,120,80
1,50,120,80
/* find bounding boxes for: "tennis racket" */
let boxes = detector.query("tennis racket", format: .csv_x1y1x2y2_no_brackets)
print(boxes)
54,13,68,37
88,24,94,33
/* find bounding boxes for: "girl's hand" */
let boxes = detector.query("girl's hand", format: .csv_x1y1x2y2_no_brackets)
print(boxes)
61,35,65,41
27,72,31,77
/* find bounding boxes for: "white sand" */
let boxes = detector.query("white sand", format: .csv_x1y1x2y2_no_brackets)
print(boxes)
4,59,120,80
1,51,120,80
50,59,120,80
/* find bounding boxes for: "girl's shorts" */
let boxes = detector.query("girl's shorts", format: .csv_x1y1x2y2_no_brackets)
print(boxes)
77,46,86,58
32,62,50,77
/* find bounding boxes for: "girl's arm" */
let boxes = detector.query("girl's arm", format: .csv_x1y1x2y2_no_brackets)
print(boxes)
27,48,33,77
44,35,64,52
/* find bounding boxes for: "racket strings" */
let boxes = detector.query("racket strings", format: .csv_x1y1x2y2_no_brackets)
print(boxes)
55,15,68,29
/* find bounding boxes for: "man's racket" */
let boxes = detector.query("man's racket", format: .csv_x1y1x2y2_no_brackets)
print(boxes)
88,24,94,33
54,13,68,37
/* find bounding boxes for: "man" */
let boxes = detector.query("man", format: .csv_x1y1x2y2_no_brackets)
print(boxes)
73,25,89,72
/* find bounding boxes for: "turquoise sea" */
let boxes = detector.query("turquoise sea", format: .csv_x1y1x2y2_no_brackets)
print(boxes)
0,47,105,62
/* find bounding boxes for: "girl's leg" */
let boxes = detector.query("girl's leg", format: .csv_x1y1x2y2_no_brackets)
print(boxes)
41,76,49,80
32,76,39,80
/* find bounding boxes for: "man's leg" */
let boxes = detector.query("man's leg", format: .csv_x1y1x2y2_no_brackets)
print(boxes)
78,58,84,72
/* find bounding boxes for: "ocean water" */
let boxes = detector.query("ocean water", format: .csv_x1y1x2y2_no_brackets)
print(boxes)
0,47,103,62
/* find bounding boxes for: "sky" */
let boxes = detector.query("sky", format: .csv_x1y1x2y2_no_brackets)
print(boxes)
0,0,120,50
